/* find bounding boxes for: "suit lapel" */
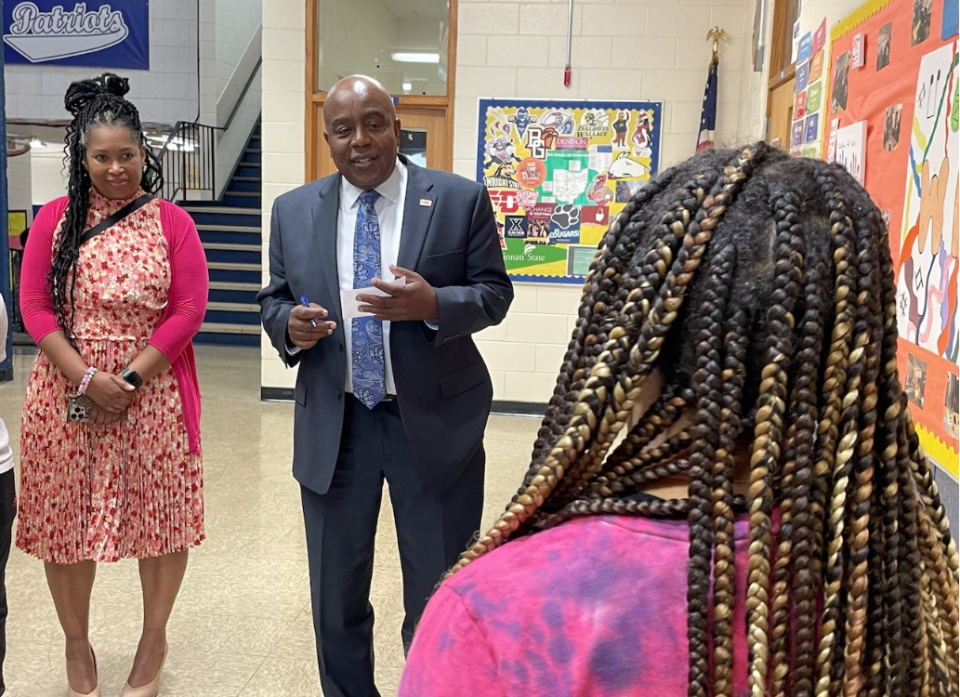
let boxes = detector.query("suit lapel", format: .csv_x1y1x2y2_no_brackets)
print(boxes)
311,175,343,323
397,162,436,272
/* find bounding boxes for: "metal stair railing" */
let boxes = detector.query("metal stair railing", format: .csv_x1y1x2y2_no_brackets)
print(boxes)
157,121,218,202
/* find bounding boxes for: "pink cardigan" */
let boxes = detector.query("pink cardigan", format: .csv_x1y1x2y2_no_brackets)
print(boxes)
21,196,208,453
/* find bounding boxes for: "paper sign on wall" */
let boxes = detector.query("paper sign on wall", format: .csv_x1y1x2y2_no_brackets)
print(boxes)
798,32,813,63
795,90,808,119
792,120,805,146
834,121,867,184
852,33,866,68
810,50,825,81
805,113,820,143
807,82,823,112
792,19,802,63
796,61,811,91
814,18,827,54
827,116,841,162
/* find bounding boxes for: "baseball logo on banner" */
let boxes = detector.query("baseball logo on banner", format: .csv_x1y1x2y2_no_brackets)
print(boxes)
3,1,150,69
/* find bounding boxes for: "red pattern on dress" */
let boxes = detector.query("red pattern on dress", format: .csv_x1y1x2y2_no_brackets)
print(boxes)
16,189,205,564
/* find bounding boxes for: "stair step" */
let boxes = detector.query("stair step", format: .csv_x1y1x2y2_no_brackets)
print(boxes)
199,322,262,335
246,148,261,154
190,211,261,229
196,224,260,233
238,161,261,167
203,242,263,252
207,301,260,313
194,332,260,347
210,281,260,291
222,193,261,209
210,292,258,305
234,166,262,180
208,262,260,272
204,245,262,265
183,206,261,216
209,281,260,304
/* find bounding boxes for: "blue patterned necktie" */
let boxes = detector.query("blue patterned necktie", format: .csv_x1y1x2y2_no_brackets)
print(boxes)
351,190,386,409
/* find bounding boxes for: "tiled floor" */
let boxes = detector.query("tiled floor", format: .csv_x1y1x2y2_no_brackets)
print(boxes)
0,346,541,696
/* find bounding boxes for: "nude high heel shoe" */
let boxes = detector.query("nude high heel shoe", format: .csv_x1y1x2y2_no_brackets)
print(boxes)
120,643,167,697
68,647,101,697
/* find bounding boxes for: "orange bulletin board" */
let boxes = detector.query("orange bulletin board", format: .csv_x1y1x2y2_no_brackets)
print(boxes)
825,0,958,474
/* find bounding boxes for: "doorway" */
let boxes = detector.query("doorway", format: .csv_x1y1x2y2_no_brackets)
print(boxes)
767,77,797,151
304,0,456,181
309,103,449,180
766,0,801,150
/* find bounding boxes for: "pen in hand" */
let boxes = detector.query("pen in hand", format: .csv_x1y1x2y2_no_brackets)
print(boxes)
299,296,318,328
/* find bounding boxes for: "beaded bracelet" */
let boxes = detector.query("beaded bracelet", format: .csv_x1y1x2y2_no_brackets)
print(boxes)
77,367,98,396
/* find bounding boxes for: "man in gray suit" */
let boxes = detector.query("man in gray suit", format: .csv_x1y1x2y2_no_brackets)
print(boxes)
258,75,513,697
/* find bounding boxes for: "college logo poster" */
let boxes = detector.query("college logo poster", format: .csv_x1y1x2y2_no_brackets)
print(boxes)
3,1,150,69
477,99,662,284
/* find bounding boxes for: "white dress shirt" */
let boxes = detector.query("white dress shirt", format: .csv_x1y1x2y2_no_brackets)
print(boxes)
338,158,407,395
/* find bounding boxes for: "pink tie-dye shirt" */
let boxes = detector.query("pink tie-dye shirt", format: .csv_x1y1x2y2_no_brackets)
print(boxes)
399,513,754,697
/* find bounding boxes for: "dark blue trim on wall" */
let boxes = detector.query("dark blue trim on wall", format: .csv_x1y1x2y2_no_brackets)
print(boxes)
0,42,13,382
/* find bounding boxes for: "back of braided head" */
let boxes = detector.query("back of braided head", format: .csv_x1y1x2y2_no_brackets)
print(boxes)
53,72,164,344
453,144,959,697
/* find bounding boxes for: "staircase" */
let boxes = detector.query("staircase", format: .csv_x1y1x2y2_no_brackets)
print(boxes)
181,123,262,347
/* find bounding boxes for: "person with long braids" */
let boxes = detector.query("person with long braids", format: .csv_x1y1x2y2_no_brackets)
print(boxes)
398,144,959,697
17,73,208,697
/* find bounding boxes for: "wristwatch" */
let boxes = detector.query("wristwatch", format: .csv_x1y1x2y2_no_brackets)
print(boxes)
121,368,144,389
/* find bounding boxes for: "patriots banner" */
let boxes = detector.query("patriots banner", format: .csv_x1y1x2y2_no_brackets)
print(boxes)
3,1,150,69
697,57,718,152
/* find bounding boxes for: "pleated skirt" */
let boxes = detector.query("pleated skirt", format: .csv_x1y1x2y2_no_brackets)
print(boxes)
16,338,204,564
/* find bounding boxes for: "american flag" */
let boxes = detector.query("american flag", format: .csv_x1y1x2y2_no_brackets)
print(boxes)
697,56,719,152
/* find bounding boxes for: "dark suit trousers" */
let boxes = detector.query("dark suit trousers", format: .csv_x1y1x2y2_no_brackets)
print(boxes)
300,396,484,697
0,469,16,697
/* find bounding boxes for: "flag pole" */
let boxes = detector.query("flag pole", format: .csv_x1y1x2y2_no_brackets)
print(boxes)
697,26,726,152
707,26,727,63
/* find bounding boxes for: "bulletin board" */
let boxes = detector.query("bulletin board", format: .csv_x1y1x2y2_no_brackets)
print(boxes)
477,99,662,284
825,0,959,474
789,17,830,157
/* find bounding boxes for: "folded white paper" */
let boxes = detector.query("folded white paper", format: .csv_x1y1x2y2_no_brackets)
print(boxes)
340,276,407,319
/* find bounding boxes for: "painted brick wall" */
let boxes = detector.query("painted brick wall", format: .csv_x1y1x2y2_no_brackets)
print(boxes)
452,0,756,404
260,0,307,391
6,152,32,224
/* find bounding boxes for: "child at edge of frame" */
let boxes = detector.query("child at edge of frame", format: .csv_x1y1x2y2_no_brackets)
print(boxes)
0,293,17,696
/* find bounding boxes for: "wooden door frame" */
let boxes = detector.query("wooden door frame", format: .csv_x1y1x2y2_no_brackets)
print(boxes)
766,0,800,126
304,0,458,181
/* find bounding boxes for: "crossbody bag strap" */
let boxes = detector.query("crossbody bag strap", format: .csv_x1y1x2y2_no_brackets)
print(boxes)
79,194,156,246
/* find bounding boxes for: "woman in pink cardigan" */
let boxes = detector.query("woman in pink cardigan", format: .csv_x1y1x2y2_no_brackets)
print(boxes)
17,74,208,697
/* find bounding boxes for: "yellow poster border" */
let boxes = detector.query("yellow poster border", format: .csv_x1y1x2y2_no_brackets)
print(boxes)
917,425,959,479
829,0,898,42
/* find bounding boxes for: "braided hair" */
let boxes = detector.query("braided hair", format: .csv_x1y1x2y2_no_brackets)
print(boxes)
452,144,960,697
52,73,163,343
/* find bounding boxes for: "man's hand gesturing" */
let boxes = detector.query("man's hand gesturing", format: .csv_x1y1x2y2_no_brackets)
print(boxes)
288,303,337,350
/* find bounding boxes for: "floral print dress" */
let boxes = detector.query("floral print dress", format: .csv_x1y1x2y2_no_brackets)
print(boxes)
16,189,204,564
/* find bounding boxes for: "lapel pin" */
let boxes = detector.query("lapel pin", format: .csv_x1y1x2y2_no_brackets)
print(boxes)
420,198,432,207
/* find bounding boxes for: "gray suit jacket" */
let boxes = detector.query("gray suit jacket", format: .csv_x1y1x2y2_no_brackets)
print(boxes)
258,158,514,495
